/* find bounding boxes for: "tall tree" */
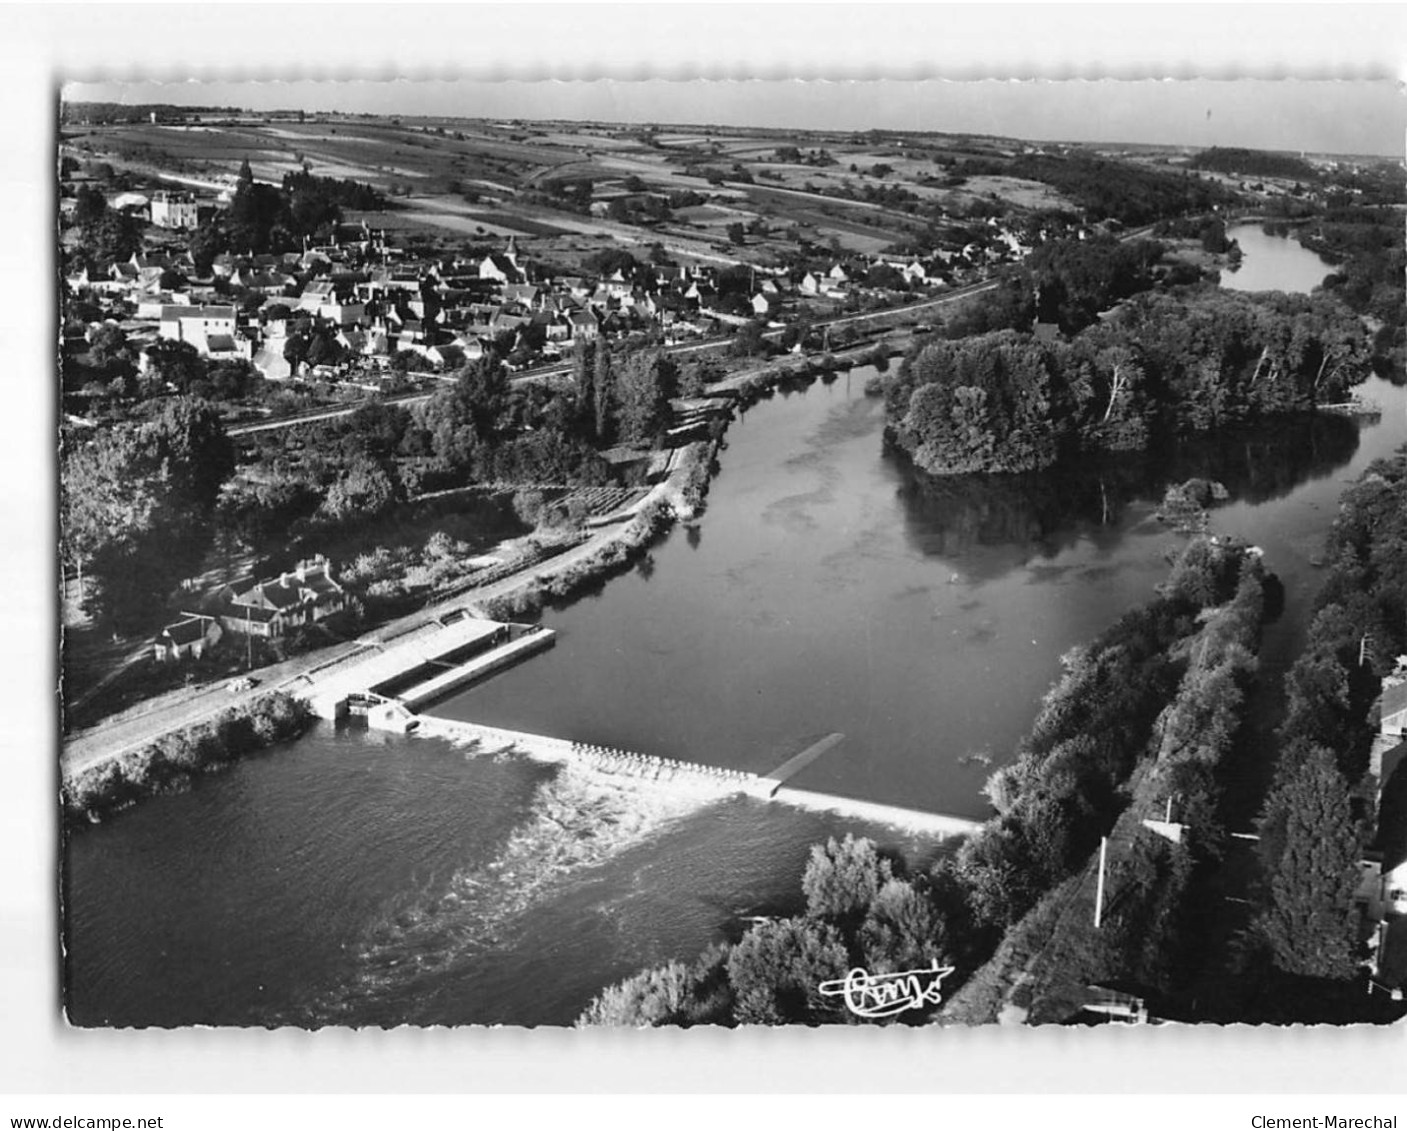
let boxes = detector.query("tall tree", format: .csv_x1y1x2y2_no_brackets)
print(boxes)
592,340,614,444
572,340,596,439
73,184,107,227
142,397,235,512
1252,744,1363,980
614,349,676,444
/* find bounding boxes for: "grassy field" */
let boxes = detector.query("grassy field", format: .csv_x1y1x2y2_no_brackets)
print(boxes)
66,113,1093,269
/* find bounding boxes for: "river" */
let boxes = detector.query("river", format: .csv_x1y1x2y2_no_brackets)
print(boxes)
61,226,1405,1027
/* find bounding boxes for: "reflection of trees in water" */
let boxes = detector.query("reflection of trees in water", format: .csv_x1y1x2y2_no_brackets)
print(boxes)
888,413,1360,570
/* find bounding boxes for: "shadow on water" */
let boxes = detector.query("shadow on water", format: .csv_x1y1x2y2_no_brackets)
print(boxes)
887,413,1361,578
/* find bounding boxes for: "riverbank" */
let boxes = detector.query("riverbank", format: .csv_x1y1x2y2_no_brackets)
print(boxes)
63,691,315,823
60,339,907,812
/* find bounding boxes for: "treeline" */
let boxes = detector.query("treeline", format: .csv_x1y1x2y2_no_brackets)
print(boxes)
932,234,1207,342
61,102,241,125
280,169,386,212
890,409,1359,565
1190,147,1319,182
581,539,1270,1025
954,152,1233,227
883,288,1369,475
1152,214,1238,255
1249,449,1407,986
1299,205,1406,379
64,692,315,823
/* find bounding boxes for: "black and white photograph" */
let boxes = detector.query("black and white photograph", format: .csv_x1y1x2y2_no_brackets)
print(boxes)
8,0,1407,1112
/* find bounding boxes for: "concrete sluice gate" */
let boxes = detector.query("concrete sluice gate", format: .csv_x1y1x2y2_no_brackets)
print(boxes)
569,743,759,790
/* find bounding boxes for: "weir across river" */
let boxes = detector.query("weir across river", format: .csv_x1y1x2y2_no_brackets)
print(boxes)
296,612,983,838
409,714,983,838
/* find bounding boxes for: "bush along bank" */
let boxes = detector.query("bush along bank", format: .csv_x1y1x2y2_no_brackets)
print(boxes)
721,342,895,406
577,537,1270,1026
63,691,316,824
480,496,679,622
478,436,723,622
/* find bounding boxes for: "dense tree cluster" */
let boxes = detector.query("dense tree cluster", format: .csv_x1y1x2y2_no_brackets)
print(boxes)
955,152,1234,226
1250,449,1407,980
960,541,1266,927
1298,205,1406,379
196,164,387,257
62,399,235,629
1190,147,1319,181
1025,236,1167,332
884,289,1369,475
579,835,978,1026
570,340,678,447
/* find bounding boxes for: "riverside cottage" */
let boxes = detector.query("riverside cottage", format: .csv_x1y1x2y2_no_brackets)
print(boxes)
152,614,223,663
220,555,347,639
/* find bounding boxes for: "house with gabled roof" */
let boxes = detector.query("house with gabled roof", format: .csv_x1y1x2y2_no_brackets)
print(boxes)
564,308,600,342
480,251,524,285
152,614,222,663
135,291,192,321
159,305,240,355
222,555,346,639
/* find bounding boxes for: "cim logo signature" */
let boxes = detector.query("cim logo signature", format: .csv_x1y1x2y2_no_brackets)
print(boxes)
818,960,955,1019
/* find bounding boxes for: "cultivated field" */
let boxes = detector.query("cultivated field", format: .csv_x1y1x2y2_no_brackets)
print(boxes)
63,113,1095,267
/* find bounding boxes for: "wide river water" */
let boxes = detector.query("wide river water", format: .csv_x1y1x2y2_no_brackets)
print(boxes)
62,226,1406,1027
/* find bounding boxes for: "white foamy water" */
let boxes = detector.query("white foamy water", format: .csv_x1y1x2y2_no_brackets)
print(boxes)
294,761,720,1024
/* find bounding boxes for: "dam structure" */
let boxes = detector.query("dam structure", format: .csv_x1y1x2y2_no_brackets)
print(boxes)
411,714,983,839
293,612,556,724
294,612,982,838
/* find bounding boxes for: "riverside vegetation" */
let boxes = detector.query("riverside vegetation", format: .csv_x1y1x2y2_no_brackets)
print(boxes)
64,691,315,823
579,538,1275,1025
579,453,1407,1027
881,287,1369,476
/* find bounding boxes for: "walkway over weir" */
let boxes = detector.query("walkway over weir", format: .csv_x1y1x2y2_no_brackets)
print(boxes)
411,714,982,839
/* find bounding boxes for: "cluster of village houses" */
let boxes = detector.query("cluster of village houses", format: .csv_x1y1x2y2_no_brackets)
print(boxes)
66,185,1025,387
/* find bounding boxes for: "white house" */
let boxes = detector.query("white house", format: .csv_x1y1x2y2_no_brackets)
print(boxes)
149,191,199,230
159,305,238,355
152,614,222,663
1381,659,1407,739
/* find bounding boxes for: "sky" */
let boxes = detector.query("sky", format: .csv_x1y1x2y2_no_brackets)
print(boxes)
49,3,1407,159
61,76,1406,158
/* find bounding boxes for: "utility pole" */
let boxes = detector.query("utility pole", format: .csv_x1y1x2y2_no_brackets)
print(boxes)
1093,836,1109,929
